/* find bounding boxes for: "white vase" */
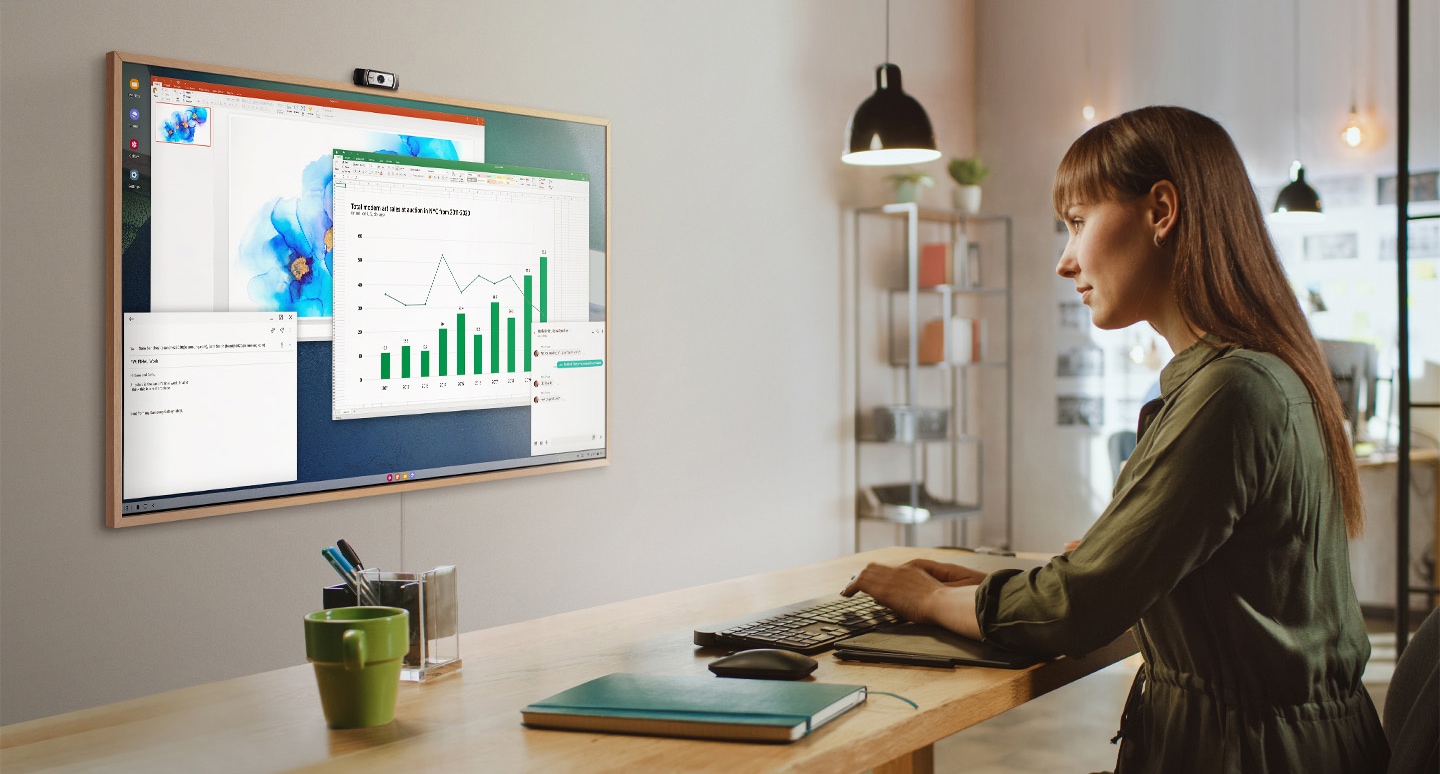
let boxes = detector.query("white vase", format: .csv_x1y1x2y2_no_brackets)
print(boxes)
895,182,922,204
953,185,982,214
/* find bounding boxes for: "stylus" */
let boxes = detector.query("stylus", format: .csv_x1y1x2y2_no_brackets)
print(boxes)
833,650,955,668
336,539,365,570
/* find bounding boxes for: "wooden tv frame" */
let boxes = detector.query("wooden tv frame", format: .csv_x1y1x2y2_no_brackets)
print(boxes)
105,51,609,527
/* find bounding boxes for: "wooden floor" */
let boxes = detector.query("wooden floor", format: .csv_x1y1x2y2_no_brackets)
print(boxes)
921,621,1399,774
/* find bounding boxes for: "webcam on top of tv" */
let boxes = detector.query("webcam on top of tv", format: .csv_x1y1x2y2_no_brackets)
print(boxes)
353,69,397,90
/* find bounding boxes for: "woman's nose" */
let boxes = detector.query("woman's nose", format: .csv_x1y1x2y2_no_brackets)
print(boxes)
1056,243,1078,279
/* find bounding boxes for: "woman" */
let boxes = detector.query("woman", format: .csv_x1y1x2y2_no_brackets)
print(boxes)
843,106,1388,772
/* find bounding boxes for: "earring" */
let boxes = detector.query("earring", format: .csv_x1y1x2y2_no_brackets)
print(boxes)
1154,233,1166,248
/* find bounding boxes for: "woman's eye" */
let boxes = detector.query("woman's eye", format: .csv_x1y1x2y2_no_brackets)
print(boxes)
1071,218,1084,232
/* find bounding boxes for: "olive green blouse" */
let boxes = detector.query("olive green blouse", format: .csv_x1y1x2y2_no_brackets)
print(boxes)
976,338,1388,773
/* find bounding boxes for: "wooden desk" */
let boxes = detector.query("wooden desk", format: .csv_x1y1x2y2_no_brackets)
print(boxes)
0,547,1135,774
1356,448,1440,606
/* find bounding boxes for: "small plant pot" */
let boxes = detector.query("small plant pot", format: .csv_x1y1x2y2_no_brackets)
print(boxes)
895,181,923,204
953,185,982,214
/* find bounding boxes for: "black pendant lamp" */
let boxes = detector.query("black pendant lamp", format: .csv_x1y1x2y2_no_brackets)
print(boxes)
841,1,940,166
1273,0,1323,220
1275,162,1323,217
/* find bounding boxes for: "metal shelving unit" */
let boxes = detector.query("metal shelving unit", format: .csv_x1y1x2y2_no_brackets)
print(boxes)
852,203,1013,548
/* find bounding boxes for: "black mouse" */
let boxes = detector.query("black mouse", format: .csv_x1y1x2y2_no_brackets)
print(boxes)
708,649,818,680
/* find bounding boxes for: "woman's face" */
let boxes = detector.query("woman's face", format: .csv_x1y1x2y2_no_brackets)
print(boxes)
1055,197,1170,330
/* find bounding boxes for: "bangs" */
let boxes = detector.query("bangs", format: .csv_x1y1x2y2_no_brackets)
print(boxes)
1052,124,1121,220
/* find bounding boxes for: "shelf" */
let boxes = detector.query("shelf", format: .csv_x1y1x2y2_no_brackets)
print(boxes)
858,507,982,525
858,483,981,524
857,433,982,445
885,360,1009,370
855,203,1012,226
889,285,1008,297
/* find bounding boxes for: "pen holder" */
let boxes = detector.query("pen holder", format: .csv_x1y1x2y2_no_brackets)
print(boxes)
323,565,461,682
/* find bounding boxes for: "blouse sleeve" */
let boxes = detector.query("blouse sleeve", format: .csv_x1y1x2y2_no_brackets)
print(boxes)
975,357,1289,657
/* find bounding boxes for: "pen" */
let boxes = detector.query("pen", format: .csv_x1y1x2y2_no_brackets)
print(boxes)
330,547,380,606
336,539,364,570
833,650,956,668
323,546,379,605
321,547,360,599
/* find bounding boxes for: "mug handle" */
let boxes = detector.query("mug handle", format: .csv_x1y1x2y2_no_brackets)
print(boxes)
342,628,367,672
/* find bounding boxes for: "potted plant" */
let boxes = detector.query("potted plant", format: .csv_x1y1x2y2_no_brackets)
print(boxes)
886,168,934,204
947,157,990,214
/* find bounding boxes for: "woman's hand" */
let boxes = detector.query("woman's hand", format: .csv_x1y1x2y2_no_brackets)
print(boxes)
841,559,986,639
900,558,989,587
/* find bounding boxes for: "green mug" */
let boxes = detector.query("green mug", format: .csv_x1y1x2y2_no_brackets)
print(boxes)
304,606,409,728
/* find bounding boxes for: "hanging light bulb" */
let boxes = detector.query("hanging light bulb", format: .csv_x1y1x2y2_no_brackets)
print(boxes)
1341,106,1364,148
1082,104,1096,122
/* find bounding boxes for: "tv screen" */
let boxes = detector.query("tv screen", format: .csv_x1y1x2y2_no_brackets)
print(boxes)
107,52,608,526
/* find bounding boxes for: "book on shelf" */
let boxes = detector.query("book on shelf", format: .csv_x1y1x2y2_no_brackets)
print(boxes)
918,242,953,287
919,318,985,364
521,672,867,743
917,237,980,289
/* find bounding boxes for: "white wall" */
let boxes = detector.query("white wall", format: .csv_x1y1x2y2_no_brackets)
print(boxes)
975,0,1440,561
0,0,976,724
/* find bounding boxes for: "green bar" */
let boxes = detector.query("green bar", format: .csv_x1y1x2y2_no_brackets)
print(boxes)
507,317,516,373
421,349,430,377
540,256,548,323
491,302,500,374
438,328,448,377
381,352,390,379
475,333,483,375
456,313,466,375
524,275,533,372
401,346,411,378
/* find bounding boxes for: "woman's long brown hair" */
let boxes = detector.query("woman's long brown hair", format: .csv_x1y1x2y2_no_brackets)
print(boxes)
1053,106,1364,538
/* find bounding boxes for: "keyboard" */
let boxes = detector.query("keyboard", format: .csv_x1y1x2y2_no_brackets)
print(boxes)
693,593,904,655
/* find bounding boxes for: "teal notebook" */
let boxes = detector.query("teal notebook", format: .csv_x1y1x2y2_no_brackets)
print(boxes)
521,673,867,743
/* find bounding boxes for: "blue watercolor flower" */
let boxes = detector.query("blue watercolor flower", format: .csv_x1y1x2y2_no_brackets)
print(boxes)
236,135,459,317
160,106,208,143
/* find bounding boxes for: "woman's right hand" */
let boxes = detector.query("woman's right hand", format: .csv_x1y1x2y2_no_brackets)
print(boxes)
842,559,985,639
898,558,989,587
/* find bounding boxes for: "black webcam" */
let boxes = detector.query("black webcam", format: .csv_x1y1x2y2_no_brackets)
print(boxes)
353,69,397,90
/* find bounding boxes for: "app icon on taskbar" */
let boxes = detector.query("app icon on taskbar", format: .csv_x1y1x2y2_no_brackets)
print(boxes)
129,78,139,90
129,108,140,121
386,474,393,482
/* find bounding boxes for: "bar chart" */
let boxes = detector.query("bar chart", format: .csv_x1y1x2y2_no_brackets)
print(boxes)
330,229,544,419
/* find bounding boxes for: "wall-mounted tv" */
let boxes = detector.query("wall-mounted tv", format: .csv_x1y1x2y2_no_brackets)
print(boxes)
106,52,608,527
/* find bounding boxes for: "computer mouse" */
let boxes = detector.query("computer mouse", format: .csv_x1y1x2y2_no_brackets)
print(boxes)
708,649,818,680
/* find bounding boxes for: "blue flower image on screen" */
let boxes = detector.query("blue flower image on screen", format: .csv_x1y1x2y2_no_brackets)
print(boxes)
235,135,460,317
160,106,208,143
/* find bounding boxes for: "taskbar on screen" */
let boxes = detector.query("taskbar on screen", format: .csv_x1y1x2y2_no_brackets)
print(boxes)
120,447,606,517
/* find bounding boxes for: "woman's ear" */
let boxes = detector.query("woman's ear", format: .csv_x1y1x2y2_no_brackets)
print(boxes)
1149,180,1179,243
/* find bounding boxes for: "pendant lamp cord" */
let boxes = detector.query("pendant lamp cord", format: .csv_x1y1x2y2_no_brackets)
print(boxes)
1292,0,1301,166
885,0,891,64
